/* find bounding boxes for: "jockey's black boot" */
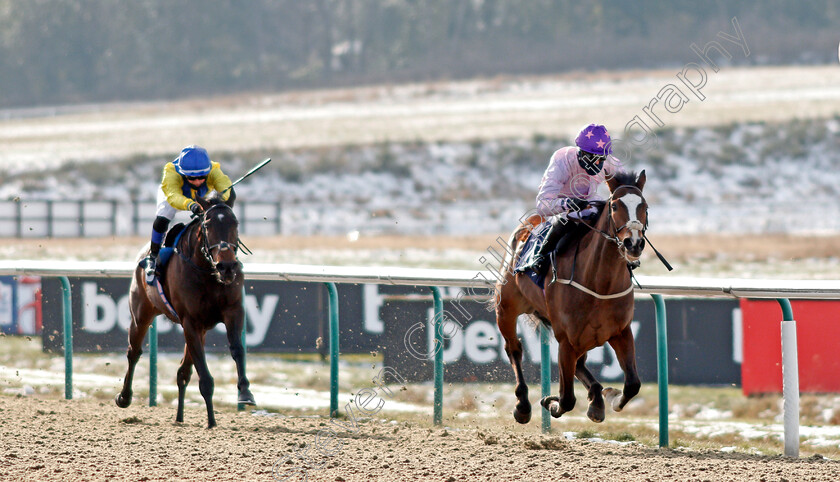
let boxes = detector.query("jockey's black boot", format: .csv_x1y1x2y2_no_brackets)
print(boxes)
145,242,161,285
527,218,571,276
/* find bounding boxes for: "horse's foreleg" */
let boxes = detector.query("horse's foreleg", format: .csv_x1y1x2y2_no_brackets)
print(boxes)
575,354,605,423
496,305,530,424
175,346,193,423
542,339,577,418
226,311,255,406
115,299,153,409
183,323,216,428
603,325,641,412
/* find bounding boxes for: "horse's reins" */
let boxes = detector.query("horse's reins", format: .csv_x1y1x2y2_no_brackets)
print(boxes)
577,185,672,271
177,203,244,284
550,185,672,298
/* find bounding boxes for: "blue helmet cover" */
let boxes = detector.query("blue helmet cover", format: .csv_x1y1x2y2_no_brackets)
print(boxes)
174,145,212,177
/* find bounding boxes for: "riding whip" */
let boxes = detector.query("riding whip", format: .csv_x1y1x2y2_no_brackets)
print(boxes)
221,158,272,194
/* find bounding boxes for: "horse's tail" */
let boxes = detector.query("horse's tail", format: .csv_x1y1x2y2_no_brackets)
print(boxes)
488,224,529,313
500,227,524,281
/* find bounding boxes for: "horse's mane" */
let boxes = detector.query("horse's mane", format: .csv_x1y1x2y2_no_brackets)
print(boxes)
200,191,238,226
205,191,227,206
610,170,638,188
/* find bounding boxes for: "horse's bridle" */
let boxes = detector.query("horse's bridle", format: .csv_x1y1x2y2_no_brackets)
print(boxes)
576,185,672,273
578,186,648,256
197,203,242,284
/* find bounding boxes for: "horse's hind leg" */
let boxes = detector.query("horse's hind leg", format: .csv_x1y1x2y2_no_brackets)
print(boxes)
225,309,255,405
496,300,530,424
175,346,193,423
574,354,605,423
183,322,216,428
115,290,155,408
603,325,641,412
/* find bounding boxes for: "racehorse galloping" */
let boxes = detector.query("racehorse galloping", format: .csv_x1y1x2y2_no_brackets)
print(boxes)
115,192,255,428
495,170,648,424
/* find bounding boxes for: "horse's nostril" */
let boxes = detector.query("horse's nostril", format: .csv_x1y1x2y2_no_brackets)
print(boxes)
623,238,632,249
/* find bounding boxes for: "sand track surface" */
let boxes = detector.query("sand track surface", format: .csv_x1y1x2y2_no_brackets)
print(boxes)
1,395,838,481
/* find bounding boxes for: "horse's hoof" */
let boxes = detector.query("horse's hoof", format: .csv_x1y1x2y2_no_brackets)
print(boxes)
539,396,558,410
587,403,605,423
513,403,532,424
115,393,131,408
548,400,565,418
206,422,216,430
602,387,623,412
238,392,256,406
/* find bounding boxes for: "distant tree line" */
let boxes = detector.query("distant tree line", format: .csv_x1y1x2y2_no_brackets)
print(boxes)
0,0,837,108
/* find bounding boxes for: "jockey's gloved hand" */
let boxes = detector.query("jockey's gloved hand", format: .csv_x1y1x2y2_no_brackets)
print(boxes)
566,198,589,212
189,202,203,217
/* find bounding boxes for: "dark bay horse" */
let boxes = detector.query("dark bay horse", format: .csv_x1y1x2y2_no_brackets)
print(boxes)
495,170,648,424
116,192,255,428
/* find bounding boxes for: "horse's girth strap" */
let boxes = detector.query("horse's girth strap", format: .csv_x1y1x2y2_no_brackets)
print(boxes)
553,277,634,300
154,279,180,322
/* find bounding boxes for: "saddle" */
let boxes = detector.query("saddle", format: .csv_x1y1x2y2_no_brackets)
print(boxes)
515,203,605,289
137,221,191,280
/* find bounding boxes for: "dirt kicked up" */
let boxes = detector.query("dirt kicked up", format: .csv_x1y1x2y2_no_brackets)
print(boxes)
1,395,838,482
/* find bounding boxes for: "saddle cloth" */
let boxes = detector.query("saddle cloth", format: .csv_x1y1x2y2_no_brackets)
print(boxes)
513,205,602,289
514,220,553,289
137,222,189,275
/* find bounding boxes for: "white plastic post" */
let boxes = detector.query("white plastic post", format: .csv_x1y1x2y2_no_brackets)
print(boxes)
781,319,800,458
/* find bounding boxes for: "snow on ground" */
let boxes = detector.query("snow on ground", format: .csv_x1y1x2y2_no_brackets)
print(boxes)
3,65,840,236
4,118,840,237
2,65,840,174
0,360,426,415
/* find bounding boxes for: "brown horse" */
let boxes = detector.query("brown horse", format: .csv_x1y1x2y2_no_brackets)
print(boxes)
495,170,648,424
115,192,255,428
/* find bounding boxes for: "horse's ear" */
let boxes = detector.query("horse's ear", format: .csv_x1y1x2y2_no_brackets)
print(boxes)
607,175,621,193
195,197,210,210
635,170,646,191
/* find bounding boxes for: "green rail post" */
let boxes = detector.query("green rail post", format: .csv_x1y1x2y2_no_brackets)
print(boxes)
238,286,248,412
149,318,157,406
540,323,551,433
652,294,669,448
59,276,72,400
430,286,444,426
777,298,793,322
326,282,339,417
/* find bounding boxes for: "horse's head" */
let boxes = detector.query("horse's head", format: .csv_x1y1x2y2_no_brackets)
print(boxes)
196,193,241,285
606,170,648,265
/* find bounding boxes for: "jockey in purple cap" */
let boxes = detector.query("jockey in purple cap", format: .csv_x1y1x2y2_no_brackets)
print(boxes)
143,145,235,284
519,123,617,275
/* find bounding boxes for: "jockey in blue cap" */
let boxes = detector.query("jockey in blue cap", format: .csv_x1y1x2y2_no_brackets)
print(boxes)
519,124,617,275
144,145,235,284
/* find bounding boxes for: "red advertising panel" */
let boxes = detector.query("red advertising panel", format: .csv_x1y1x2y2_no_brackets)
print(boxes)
741,299,840,395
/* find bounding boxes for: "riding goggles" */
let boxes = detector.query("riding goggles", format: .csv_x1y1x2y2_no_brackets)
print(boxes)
577,151,606,175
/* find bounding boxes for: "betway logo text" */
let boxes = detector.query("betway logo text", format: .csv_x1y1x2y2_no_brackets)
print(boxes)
80,282,278,345
421,310,640,381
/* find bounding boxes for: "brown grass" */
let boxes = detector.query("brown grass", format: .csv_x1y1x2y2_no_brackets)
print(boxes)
0,233,837,262
650,234,840,261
